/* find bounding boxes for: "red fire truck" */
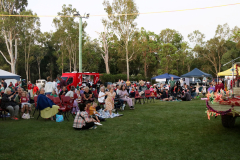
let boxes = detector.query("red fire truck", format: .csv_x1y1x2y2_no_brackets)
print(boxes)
61,72,102,90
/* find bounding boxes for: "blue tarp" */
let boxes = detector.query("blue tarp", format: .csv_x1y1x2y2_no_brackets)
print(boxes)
151,73,180,80
181,68,212,77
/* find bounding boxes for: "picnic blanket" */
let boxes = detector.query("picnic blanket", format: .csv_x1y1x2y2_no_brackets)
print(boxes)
97,109,123,119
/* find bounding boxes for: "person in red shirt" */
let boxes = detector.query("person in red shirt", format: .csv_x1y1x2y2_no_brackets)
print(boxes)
8,82,13,87
15,81,18,87
215,83,219,93
33,84,39,96
218,80,224,91
20,91,30,119
134,83,136,87
27,81,33,98
57,75,67,89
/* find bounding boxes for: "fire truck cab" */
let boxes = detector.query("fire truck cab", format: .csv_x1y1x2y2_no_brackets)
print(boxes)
61,72,101,90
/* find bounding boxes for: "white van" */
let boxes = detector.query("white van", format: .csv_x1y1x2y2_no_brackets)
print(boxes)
36,79,46,88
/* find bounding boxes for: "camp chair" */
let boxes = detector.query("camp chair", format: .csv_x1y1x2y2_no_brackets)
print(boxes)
32,96,41,120
61,96,74,119
47,96,54,102
145,90,154,103
135,91,144,104
53,97,63,108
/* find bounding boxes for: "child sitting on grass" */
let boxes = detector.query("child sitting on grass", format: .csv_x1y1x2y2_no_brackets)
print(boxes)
73,103,97,130
20,91,31,119
50,90,58,97
88,102,102,125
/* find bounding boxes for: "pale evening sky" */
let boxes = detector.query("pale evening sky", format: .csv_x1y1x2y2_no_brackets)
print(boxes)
28,0,240,42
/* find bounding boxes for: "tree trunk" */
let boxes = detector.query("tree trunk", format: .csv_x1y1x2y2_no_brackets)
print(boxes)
144,59,147,77
14,39,17,74
105,53,110,74
62,52,63,74
38,62,41,79
69,57,72,72
24,42,28,81
29,66,31,82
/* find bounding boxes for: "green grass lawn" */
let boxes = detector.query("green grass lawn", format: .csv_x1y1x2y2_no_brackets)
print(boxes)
1,99,240,160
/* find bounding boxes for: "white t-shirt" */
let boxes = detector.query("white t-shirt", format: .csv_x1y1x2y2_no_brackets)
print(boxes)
65,91,74,98
52,81,57,89
98,91,105,103
45,82,54,93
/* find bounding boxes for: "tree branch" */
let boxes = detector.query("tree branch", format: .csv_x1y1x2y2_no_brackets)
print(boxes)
0,50,11,64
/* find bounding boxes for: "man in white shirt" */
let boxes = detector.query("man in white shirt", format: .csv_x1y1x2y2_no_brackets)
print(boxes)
45,77,54,95
52,80,57,89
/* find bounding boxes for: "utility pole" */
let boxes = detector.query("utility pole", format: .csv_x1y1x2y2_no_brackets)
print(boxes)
73,12,90,73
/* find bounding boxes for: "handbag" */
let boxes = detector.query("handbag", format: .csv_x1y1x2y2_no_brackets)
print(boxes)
56,114,64,122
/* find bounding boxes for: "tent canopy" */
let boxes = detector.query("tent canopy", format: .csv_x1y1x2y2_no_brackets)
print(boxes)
0,69,20,81
151,73,180,80
181,68,212,77
218,64,240,76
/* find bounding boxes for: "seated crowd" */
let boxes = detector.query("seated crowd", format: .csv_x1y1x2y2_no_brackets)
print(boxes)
0,76,221,130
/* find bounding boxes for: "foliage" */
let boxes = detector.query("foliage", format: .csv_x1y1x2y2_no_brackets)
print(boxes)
0,2,240,81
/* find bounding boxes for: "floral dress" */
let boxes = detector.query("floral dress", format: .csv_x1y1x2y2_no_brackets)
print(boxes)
105,92,116,111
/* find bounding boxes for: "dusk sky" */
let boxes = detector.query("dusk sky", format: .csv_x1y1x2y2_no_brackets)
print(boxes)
28,0,240,41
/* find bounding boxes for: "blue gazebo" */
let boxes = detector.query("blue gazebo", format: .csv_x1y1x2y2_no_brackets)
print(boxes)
151,73,180,80
181,68,212,77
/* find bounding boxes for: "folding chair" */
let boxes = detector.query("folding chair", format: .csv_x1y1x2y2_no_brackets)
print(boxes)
48,96,54,101
58,98,69,121
74,93,78,99
60,95,65,100
135,91,144,104
61,96,74,120
145,90,153,103
53,97,63,108
32,96,41,119
92,90,98,102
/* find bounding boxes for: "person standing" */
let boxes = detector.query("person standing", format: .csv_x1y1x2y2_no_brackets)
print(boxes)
57,75,67,89
27,81,33,97
96,79,102,93
33,84,39,96
169,77,175,93
126,79,131,92
219,80,224,91
1,79,7,89
45,77,54,96
102,87,116,118
52,79,58,90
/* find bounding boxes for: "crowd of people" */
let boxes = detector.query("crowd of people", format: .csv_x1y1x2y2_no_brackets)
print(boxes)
0,75,226,130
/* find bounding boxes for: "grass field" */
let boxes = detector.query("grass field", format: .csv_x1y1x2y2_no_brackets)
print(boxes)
1,99,240,160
